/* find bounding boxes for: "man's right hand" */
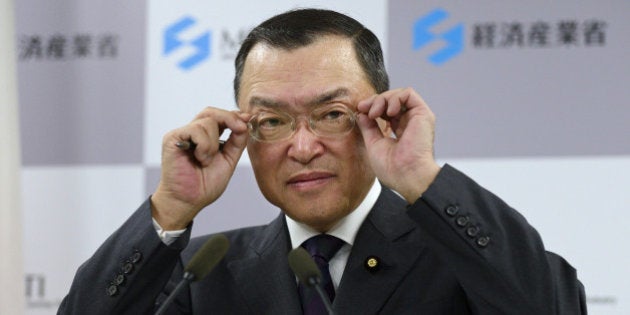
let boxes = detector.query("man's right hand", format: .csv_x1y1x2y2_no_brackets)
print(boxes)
150,107,251,230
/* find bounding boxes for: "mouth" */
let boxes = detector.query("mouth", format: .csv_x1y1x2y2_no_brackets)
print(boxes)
286,171,335,190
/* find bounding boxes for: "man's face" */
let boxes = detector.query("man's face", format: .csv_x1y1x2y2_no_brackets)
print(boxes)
238,35,378,232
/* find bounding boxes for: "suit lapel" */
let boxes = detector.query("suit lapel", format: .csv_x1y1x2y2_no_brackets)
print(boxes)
227,214,302,314
334,188,426,314
226,188,425,314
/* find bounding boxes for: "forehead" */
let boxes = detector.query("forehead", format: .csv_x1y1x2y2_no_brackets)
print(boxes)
238,36,374,111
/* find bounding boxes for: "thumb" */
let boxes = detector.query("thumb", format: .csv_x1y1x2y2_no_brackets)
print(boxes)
357,113,385,147
220,130,249,166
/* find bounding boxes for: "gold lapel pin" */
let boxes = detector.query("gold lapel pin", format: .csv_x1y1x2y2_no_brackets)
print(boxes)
364,256,381,272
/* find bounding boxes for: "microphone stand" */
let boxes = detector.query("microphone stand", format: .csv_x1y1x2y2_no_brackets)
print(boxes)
154,272,195,315
310,277,335,315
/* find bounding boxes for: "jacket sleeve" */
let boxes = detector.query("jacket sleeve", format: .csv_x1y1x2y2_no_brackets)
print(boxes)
57,198,192,315
406,164,586,315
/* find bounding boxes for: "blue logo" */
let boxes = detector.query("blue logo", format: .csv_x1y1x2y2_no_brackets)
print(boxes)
163,16,211,70
412,9,464,65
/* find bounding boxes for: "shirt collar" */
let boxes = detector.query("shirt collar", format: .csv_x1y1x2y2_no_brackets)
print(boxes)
286,180,382,249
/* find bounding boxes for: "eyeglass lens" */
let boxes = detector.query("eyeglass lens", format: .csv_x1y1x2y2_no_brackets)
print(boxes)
248,105,356,142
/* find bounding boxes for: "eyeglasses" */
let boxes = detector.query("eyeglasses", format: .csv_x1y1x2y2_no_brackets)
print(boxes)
248,104,357,142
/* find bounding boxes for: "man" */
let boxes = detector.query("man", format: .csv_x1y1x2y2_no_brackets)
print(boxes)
59,8,586,314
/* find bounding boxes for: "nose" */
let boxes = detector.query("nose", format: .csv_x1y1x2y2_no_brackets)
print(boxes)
286,121,324,164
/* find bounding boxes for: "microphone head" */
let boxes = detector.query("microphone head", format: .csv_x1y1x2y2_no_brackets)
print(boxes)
184,234,230,281
288,247,321,287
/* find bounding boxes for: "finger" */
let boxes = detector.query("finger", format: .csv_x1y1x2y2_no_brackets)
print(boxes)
192,106,224,121
371,89,427,122
367,94,388,119
169,123,213,153
357,88,406,118
396,88,429,113
221,110,250,133
372,88,412,119
210,111,250,165
385,90,410,117
183,110,249,164
220,128,249,166
357,94,377,113
192,107,249,131
178,119,220,165
356,112,385,147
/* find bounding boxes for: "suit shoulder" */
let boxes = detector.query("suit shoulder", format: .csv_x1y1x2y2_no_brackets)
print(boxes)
183,221,280,260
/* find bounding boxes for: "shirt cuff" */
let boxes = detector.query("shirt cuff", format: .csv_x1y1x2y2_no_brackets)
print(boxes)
152,217,187,246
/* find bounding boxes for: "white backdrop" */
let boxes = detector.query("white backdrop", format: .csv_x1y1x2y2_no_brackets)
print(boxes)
15,1,629,314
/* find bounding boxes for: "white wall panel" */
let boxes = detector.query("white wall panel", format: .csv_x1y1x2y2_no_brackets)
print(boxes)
22,166,145,312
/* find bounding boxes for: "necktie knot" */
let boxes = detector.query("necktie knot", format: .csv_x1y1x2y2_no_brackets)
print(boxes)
301,234,345,263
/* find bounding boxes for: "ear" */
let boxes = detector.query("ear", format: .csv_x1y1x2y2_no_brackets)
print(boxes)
376,118,392,137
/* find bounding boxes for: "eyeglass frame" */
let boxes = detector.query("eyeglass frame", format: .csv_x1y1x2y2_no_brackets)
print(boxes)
246,104,358,143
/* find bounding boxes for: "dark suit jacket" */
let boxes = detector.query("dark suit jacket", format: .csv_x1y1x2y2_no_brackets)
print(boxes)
58,165,586,314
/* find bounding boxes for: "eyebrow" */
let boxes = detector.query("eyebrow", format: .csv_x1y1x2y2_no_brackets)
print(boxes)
248,88,350,110
307,88,350,107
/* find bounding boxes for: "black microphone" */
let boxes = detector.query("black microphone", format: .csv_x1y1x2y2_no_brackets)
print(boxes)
155,234,230,315
288,247,335,315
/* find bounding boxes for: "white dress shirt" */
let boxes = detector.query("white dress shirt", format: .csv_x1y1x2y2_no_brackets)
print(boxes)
285,180,381,289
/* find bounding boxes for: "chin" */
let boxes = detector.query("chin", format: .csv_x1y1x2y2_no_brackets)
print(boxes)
300,216,339,233
291,204,350,230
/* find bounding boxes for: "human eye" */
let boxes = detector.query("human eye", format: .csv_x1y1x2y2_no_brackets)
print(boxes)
317,106,350,122
311,105,355,136
257,113,288,129
323,110,345,120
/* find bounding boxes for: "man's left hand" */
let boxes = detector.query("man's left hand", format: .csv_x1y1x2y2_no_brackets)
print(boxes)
356,87,441,204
